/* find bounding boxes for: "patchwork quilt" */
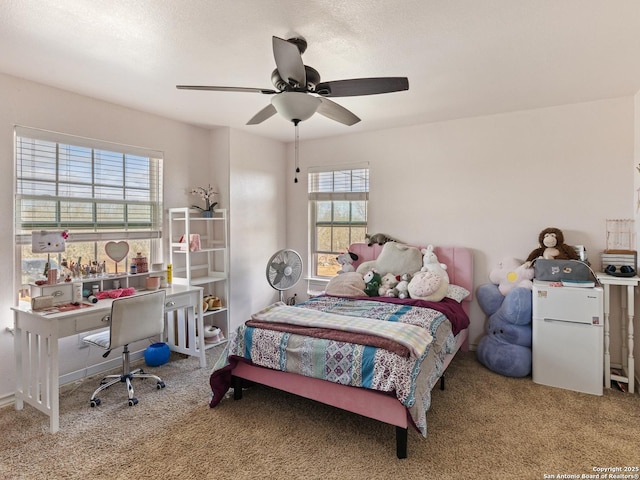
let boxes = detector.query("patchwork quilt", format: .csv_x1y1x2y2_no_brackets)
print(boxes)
210,295,465,437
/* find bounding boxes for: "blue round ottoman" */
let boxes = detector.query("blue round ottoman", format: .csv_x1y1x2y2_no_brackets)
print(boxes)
144,342,170,367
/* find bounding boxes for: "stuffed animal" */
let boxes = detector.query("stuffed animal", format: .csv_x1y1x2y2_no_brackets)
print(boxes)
526,227,579,264
395,273,412,299
378,272,400,297
336,251,358,274
363,269,382,297
488,257,534,296
420,245,450,282
365,233,397,246
476,284,532,377
407,245,450,301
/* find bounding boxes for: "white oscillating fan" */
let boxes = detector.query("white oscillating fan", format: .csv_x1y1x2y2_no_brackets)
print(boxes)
266,249,303,302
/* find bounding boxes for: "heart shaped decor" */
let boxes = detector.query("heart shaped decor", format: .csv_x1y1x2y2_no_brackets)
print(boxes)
105,241,130,263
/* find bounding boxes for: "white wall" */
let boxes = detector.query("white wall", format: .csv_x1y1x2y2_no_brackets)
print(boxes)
1,70,637,398
634,90,640,381
227,129,287,330
286,98,635,354
0,73,288,401
0,73,215,399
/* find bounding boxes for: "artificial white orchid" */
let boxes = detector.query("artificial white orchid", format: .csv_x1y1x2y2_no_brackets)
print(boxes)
191,184,218,212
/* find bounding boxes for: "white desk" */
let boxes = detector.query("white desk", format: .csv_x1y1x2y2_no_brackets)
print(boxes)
595,273,639,394
12,284,203,433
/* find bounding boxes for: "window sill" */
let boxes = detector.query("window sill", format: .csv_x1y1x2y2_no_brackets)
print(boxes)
305,277,330,297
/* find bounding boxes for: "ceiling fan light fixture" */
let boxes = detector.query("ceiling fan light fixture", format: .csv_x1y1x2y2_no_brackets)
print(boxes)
271,92,321,123
178,36,408,127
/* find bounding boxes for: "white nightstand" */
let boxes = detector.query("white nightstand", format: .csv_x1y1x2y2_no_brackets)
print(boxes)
595,273,639,394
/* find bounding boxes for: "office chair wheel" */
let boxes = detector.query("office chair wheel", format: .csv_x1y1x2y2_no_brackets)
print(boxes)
157,381,166,389
90,398,101,408
128,397,139,407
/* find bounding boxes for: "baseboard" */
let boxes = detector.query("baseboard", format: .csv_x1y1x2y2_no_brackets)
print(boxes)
0,349,146,410
59,350,145,385
0,392,15,409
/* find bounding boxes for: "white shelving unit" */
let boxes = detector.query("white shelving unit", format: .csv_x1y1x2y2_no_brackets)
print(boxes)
169,207,229,350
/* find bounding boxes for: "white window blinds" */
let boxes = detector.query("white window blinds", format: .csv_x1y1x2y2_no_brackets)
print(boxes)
14,127,163,245
308,166,370,201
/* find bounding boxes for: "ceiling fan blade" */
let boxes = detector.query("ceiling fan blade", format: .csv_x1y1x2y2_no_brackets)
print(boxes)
315,77,409,97
247,104,277,125
272,36,306,89
176,85,277,94
316,98,361,126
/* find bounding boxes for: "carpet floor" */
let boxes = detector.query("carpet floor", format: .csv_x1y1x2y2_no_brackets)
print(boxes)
1,347,638,479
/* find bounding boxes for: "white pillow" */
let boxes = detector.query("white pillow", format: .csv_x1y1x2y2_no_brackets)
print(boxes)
356,242,423,276
446,284,471,303
325,272,366,297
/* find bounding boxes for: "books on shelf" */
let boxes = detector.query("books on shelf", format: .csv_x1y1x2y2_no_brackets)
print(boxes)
601,250,636,267
610,368,628,393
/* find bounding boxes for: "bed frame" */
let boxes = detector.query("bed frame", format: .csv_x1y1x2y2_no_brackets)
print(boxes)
231,244,473,459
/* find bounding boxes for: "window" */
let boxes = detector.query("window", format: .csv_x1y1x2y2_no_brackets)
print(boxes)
309,165,369,277
15,127,163,295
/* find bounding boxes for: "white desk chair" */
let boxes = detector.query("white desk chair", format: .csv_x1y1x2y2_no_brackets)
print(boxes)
82,290,167,407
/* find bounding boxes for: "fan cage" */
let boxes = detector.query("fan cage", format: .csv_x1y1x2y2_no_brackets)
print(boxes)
266,249,303,301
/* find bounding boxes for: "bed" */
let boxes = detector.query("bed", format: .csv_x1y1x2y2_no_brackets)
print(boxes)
209,243,473,458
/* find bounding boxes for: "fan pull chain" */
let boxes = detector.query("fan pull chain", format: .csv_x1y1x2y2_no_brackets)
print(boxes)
294,121,300,183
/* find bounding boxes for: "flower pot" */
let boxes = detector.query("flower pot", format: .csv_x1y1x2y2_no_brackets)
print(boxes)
145,276,161,290
144,342,170,367
202,211,213,218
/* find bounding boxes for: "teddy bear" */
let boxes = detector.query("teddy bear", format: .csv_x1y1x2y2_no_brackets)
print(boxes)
378,272,400,297
476,283,532,377
395,273,412,299
336,251,358,274
525,227,579,264
407,245,450,302
363,269,383,297
489,257,534,296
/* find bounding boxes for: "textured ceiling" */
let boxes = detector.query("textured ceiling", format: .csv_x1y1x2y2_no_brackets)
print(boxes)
1,0,640,142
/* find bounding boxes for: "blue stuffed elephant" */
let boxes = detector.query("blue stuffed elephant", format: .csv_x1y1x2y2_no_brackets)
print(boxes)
476,283,532,377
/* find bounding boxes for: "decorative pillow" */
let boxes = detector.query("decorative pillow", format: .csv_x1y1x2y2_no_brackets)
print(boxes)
408,270,448,302
446,284,471,303
355,260,377,274
356,242,423,276
407,271,441,298
325,272,366,297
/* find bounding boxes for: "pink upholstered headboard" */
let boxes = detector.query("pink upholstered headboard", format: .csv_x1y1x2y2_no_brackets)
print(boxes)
348,243,474,303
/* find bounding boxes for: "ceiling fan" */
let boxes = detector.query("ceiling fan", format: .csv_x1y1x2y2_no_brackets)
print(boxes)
176,36,409,127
